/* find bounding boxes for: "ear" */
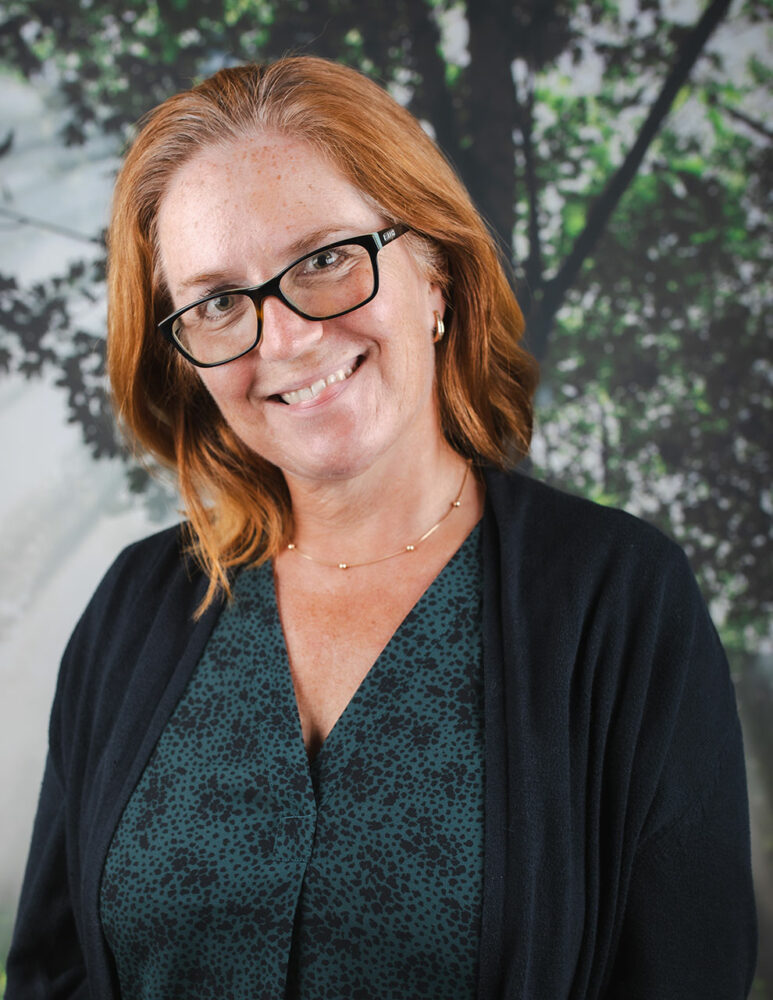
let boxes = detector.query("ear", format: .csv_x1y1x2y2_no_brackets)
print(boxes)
427,279,445,322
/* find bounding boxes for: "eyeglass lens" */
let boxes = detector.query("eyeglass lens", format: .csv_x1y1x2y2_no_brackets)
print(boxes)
171,242,375,366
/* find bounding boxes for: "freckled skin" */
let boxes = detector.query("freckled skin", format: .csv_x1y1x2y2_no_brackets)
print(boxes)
156,133,445,486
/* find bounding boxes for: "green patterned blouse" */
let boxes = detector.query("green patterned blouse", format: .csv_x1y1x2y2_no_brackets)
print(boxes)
101,524,484,998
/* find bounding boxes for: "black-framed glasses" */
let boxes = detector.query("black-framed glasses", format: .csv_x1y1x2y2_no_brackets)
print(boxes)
157,223,409,368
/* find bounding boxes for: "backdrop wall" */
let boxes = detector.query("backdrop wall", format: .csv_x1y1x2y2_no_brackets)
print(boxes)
0,0,770,991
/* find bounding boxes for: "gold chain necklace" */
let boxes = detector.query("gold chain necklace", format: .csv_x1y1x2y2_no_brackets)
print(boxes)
286,462,471,570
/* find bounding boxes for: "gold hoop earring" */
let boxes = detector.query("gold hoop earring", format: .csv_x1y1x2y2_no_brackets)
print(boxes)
432,311,445,343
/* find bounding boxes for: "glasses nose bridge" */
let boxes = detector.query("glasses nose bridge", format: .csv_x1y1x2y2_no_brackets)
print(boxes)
246,273,302,328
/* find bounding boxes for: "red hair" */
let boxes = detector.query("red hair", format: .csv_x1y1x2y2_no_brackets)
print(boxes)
107,56,538,610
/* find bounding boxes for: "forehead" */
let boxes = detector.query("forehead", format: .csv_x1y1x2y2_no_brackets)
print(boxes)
156,133,377,276
167,132,346,198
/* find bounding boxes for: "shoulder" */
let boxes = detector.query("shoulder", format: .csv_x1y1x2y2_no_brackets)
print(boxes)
481,465,735,759
67,520,209,656
479,466,720,708
93,522,195,603
49,523,209,756
480,466,691,596
480,469,742,842
69,521,212,639
483,465,675,555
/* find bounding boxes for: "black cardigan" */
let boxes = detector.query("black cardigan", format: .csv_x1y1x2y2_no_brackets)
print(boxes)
7,469,757,998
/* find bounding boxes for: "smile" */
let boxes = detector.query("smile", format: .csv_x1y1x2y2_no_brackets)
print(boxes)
278,359,360,405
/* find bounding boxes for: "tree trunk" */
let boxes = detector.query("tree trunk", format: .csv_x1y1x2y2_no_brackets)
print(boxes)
464,0,518,260
529,0,733,360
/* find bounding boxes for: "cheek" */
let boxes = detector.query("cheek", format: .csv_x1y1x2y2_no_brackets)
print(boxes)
197,362,253,408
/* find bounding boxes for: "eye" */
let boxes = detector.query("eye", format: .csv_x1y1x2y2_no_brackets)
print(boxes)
205,294,237,315
182,292,249,331
307,249,341,271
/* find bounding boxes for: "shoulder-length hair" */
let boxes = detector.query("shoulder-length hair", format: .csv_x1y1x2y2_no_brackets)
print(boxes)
107,56,538,611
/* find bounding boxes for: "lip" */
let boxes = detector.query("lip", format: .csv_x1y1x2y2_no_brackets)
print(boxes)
270,354,364,409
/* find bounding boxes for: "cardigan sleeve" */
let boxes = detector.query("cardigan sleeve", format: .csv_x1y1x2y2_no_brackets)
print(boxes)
6,525,200,1000
603,548,757,999
606,722,755,999
6,540,141,998
5,753,88,999
4,546,120,1000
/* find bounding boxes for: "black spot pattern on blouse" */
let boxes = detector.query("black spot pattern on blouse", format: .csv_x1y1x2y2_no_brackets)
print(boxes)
101,524,484,999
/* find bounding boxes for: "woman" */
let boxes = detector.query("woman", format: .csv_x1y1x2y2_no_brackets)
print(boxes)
8,57,756,998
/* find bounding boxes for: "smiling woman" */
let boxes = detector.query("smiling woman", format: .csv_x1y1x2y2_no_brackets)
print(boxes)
105,58,535,613
6,57,756,999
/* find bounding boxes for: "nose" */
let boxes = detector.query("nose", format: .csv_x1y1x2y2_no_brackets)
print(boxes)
257,295,325,362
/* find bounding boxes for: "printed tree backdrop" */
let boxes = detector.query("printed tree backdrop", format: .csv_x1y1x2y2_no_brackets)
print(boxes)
0,0,771,987
0,0,769,650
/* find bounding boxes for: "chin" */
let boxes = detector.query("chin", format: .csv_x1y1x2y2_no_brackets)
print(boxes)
278,433,395,484
286,452,380,484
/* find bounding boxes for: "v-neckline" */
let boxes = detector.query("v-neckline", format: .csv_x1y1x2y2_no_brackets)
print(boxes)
268,521,482,771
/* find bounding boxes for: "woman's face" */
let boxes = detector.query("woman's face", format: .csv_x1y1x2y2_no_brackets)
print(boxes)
156,133,445,486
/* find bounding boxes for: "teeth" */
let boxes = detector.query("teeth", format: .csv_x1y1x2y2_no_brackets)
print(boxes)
280,365,354,405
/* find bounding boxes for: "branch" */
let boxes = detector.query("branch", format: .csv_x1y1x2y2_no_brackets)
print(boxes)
532,0,733,358
518,75,543,299
715,101,773,141
0,206,105,247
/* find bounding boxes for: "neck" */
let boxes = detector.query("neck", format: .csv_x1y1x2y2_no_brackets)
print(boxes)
282,440,474,566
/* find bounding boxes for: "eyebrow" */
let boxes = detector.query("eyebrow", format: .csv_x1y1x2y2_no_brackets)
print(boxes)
173,225,367,299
